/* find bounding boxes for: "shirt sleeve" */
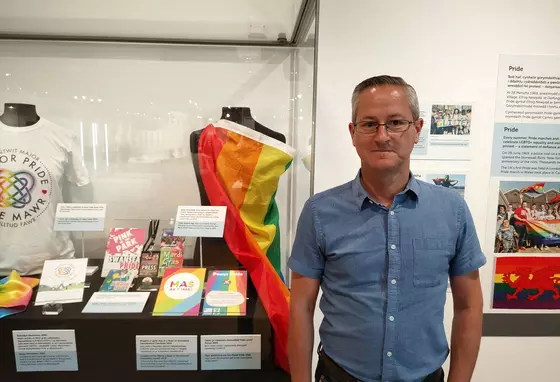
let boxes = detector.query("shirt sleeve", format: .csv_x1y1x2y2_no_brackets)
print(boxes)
288,199,325,280
65,134,91,187
449,197,487,277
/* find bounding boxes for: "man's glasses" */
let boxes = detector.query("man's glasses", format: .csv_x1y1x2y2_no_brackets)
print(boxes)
353,119,415,134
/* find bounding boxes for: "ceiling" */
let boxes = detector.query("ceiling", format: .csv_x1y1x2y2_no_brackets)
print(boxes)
0,0,305,42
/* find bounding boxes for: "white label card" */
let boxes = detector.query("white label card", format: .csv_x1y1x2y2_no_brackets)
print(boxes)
82,292,150,314
136,335,197,371
12,330,78,372
173,206,226,238
54,203,106,232
201,334,261,370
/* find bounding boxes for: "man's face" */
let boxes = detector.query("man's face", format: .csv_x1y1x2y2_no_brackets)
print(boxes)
499,206,505,214
507,205,513,211
349,85,422,173
503,221,510,229
522,202,528,209
531,205,537,210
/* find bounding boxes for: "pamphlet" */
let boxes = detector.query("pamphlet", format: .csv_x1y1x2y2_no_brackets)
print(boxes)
35,259,88,306
101,228,145,277
99,269,135,292
152,268,206,316
202,270,247,316
138,252,160,278
157,229,185,277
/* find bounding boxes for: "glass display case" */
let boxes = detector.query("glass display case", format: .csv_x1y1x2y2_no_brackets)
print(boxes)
0,1,317,380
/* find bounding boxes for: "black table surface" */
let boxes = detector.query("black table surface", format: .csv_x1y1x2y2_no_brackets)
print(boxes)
0,259,290,382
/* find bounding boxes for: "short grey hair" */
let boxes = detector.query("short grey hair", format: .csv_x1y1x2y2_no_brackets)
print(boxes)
351,75,419,123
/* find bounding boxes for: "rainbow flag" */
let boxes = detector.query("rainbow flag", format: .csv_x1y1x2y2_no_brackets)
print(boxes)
524,219,560,245
198,120,295,372
0,271,39,319
493,256,560,309
519,182,545,194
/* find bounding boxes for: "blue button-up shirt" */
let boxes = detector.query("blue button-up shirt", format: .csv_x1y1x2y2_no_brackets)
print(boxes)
288,173,486,382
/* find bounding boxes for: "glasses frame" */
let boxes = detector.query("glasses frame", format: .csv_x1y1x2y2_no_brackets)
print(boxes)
353,119,417,135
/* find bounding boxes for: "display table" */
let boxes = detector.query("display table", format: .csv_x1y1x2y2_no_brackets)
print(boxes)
0,259,290,382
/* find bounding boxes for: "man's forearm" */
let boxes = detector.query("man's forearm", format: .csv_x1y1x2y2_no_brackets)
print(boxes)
288,307,315,382
448,307,482,382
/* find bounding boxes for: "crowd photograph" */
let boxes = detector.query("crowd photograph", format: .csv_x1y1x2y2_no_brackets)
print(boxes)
430,104,472,135
496,181,560,253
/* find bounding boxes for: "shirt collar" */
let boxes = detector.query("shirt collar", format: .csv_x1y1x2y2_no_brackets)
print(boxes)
351,170,420,209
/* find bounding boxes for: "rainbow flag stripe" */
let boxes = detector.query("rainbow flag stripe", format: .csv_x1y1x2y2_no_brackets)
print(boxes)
524,219,560,245
0,271,39,319
198,120,295,372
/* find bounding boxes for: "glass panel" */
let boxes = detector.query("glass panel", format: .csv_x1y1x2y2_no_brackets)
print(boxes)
0,0,304,42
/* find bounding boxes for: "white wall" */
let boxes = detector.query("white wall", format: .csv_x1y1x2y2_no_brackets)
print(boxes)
315,0,560,380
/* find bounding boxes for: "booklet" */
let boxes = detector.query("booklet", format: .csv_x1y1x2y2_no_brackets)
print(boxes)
99,269,135,292
152,268,206,316
157,230,186,277
35,258,88,306
138,252,160,278
202,270,247,316
101,228,145,277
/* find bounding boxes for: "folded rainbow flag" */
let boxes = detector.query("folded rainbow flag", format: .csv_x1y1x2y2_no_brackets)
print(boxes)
198,119,295,373
0,271,39,319
525,219,560,245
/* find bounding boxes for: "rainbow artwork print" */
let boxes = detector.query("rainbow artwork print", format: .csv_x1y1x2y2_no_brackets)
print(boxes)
493,256,560,309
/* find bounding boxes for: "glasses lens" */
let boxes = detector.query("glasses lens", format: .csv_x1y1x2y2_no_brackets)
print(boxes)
358,121,378,133
387,120,410,131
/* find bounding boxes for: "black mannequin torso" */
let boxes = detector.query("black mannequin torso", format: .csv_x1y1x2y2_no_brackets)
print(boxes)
0,103,40,127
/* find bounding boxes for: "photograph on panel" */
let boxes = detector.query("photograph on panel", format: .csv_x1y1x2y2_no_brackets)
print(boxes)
493,256,560,310
425,173,466,198
429,104,472,136
496,181,560,254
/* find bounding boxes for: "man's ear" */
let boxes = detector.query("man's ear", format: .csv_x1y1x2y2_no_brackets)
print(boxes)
348,123,356,146
414,118,424,144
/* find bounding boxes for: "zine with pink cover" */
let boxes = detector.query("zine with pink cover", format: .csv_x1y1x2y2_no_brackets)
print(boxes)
101,228,145,277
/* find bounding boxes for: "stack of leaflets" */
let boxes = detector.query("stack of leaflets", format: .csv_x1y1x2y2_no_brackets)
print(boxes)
35,259,88,306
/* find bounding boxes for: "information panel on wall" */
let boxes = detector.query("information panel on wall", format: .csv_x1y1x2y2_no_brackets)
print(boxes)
489,54,560,312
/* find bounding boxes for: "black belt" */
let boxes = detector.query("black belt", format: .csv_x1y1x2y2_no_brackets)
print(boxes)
317,347,444,382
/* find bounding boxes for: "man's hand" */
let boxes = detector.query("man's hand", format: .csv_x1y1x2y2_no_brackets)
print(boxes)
448,270,483,382
289,272,321,382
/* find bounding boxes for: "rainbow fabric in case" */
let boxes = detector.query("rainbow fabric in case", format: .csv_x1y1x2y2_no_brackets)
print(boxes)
0,271,39,319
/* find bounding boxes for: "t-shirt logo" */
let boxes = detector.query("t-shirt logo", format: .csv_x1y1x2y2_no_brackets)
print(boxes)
0,149,52,228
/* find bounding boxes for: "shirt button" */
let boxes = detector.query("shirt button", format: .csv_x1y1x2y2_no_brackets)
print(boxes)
390,211,395,216
387,352,393,357
389,316,394,322
390,244,396,250
391,279,397,285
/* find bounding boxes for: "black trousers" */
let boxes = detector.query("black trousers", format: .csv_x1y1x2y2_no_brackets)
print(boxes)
315,347,444,382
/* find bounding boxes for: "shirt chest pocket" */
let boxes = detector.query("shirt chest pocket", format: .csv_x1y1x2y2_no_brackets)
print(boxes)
412,238,451,288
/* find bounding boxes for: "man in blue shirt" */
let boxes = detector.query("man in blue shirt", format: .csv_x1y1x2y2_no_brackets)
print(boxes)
288,75,486,382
